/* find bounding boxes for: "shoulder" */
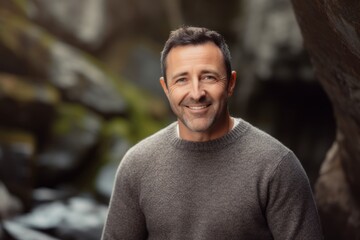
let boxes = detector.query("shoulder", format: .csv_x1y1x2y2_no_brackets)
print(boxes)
129,122,175,155
118,122,176,173
233,119,301,178
242,121,308,186
238,119,291,158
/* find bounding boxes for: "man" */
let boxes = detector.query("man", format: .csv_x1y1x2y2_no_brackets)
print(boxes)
101,26,323,239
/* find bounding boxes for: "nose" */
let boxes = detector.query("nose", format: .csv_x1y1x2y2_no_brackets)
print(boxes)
189,78,205,101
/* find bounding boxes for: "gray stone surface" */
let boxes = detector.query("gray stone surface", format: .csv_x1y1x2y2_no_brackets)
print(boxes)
11,196,107,240
3,221,60,240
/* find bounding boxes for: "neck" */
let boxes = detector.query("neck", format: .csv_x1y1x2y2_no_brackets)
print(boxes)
178,114,234,142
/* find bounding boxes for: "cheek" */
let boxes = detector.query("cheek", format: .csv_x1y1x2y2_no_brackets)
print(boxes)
209,84,228,99
167,86,186,102
167,90,183,106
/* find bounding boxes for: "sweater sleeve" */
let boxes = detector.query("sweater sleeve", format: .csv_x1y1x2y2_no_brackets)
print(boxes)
266,151,323,240
101,152,147,240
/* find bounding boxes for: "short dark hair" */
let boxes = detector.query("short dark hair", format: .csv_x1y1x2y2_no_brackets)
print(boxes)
160,26,232,84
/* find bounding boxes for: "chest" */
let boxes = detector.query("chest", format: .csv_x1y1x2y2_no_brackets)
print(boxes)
138,156,268,239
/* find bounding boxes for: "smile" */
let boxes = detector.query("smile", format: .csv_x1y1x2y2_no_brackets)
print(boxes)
186,104,210,110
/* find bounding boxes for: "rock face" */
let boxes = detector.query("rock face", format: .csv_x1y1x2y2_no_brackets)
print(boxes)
0,1,169,239
291,0,360,238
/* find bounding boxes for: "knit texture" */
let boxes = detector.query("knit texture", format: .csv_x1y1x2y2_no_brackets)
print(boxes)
101,118,323,240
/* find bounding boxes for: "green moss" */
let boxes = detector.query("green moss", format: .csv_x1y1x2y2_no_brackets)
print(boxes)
97,118,131,165
101,118,131,140
52,104,103,137
11,0,28,15
84,54,170,143
0,9,54,69
0,9,169,143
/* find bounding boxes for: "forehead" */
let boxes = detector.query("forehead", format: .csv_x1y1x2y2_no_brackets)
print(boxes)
166,42,225,74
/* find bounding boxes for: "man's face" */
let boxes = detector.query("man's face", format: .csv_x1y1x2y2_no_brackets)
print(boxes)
160,42,236,141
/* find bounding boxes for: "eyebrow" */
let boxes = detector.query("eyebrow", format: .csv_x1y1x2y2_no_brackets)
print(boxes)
170,71,188,81
200,70,221,77
170,69,224,81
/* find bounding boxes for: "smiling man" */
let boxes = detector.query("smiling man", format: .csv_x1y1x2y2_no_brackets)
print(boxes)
101,26,323,240
160,41,236,142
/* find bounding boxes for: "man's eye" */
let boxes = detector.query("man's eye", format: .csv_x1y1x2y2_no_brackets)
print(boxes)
175,78,187,84
202,75,217,81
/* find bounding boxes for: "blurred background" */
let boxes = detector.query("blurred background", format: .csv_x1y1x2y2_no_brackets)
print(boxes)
0,0,339,239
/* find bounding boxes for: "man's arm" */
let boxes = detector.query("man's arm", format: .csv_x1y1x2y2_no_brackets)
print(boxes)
266,151,323,240
101,155,147,240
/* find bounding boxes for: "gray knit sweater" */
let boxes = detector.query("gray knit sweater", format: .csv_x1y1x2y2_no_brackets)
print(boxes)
101,118,323,240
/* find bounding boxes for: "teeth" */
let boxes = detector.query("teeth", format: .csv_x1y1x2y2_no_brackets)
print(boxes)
189,105,207,110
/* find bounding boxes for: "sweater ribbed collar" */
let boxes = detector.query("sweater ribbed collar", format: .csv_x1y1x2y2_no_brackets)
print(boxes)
164,118,250,152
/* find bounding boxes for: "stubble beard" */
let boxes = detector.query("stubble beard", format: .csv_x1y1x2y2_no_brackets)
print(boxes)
174,97,229,134
179,114,216,133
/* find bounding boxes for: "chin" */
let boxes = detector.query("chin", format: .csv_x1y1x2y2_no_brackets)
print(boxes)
183,118,215,133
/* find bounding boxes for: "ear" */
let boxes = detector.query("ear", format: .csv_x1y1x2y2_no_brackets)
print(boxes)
227,71,237,97
160,77,169,97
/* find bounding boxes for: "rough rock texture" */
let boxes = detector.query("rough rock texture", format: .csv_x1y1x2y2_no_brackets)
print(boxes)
291,0,360,238
316,141,360,239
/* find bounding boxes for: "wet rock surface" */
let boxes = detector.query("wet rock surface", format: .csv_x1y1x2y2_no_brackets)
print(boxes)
4,196,107,240
3,221,60,240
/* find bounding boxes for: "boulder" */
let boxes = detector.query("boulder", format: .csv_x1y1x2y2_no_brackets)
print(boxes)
0,130,35,208
8,0,169,51
316,142,360,239
0,8,168,139
0,74,59,143
0,9,127,116
291,0,360,237
36,104,102,187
